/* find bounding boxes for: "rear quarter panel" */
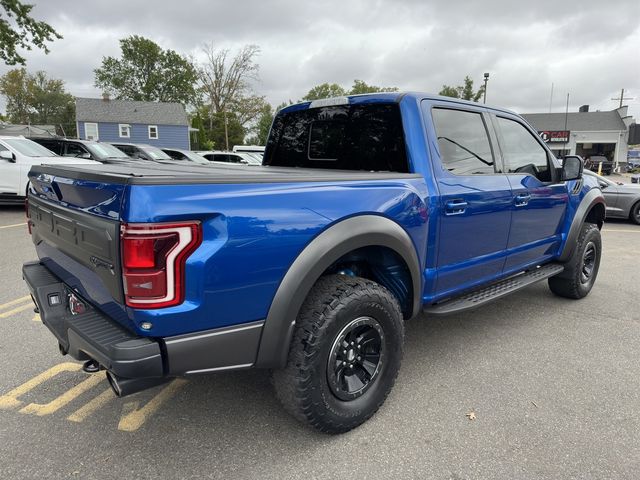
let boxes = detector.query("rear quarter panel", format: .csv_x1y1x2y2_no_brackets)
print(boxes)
122,178,429,337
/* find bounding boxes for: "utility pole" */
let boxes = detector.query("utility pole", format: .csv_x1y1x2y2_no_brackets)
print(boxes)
564,93,570,132
483,73,489,104
224,111,229,151
548,82,554,113
611,88,633,108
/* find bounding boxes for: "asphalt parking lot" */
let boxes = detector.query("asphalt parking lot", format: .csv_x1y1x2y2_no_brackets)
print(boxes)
0,204,638,480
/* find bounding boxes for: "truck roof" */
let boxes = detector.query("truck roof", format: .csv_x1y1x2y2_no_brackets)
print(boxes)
280,91,518,117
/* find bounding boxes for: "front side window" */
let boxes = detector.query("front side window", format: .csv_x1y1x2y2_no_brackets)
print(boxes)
496,117,551,181
148,125,158,139
431,108,495,175
119,124,131,138
64,143,89,158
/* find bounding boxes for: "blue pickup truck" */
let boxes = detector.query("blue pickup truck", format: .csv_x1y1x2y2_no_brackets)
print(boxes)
23,93,604,433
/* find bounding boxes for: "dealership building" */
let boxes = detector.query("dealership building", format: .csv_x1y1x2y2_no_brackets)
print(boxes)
522,106,634,169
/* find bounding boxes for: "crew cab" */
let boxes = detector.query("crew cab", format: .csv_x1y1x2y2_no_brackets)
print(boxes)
23,93,604,433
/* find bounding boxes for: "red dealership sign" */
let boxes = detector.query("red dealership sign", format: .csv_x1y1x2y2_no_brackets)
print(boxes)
538,131,570,143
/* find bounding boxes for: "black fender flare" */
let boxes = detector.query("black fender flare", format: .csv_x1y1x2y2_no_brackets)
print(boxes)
255,215,422,369
558,188,605,262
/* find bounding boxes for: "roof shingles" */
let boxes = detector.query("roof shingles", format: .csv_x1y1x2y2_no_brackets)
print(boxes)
522,111,625,132
75,98,188,126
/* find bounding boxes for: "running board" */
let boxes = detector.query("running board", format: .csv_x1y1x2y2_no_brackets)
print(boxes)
424,263,565,316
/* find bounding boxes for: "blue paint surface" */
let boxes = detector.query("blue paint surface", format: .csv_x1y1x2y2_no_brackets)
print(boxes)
30,92,596,338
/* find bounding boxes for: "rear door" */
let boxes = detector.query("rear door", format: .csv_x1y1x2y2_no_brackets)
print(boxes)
492,114,568,272
423,102,512,297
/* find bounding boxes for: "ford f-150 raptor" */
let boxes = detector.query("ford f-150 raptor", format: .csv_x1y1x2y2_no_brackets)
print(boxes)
22,92,605,433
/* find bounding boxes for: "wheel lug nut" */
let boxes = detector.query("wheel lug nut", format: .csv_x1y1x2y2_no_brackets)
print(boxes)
350,342,354,346
357,356,361,361
343,350,347,354
349,364,353,368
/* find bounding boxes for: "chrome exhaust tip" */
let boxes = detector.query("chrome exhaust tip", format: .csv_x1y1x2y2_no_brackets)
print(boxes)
106,371,169,398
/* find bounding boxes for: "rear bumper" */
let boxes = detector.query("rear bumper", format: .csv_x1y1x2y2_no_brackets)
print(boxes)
23,261,264,379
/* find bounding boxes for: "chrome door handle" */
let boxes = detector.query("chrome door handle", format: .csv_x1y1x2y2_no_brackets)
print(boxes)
445,200,468,215
514,194,531,207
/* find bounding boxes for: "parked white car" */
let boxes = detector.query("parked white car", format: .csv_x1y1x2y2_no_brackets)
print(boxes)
0,136,100,203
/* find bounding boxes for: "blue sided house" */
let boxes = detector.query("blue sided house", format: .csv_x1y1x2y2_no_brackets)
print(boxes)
75,96,190,149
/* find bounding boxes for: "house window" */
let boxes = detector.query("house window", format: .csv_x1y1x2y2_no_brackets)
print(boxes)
148,125,158,140
119,124,131,138
85,123,99,141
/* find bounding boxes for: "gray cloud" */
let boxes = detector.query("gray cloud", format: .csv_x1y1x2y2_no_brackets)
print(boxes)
1,0,638,119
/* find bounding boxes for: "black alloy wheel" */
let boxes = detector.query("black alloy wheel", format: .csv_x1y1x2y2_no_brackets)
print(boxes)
327,316,384,401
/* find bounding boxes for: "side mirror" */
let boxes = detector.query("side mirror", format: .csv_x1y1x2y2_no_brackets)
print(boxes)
77,152,92,159
0,150,15,162
562,155,583,181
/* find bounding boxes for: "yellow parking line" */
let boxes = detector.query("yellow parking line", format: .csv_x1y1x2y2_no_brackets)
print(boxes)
67,388,114,423
0,222,26,230
118,379,188,432
19,372,105,416
0,362,82,410
0,295,31,311
0,302,34,318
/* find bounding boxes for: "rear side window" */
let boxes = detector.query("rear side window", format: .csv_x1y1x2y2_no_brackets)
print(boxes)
264,103,408,172
431,108,495,175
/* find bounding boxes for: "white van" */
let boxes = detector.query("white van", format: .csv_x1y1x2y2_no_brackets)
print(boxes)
0,136,99,203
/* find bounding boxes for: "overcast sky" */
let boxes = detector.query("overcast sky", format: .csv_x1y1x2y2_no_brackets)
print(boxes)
1,0,639,119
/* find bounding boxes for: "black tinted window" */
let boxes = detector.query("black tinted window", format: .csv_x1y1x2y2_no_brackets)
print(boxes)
431,108,495,175
264,103,408,172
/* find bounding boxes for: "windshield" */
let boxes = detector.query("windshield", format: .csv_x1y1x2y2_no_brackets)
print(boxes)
4,138,56,157
237,153,262,165
141,146,172,160
86,143,129,159
179,150,209,164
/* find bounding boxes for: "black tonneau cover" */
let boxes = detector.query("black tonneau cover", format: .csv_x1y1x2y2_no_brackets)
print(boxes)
29,162,421,185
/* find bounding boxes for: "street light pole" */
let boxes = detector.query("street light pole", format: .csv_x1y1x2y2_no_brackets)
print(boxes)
483,72,489,104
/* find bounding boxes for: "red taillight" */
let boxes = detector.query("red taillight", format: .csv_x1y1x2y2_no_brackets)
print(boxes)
121,221,202,309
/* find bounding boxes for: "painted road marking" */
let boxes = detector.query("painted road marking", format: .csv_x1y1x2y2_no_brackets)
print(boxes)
0,295,31,310
67,388,114,423
0,222,27,230
33,313,40,322
0,302,35,318
0,362,82,410
20,372,105,416
603,229,640,233
1,362,189,432
118,379,188,432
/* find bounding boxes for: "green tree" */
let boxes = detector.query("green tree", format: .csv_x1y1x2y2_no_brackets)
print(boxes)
94,35,198,105
349,79,398,95
302,83,347,101
246,103,273,145
0,67,74,133
438,75,485,102
190,113,210,150
198,43,266,149
1,0,62,65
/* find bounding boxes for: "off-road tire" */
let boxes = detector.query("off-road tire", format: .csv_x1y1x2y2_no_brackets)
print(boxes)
629,201,640,225
548,223,601,299
273,274,404,434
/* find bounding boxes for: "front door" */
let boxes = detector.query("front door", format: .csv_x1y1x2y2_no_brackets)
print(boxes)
0,142,21,195
492,114,568,272
425,104,513,298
